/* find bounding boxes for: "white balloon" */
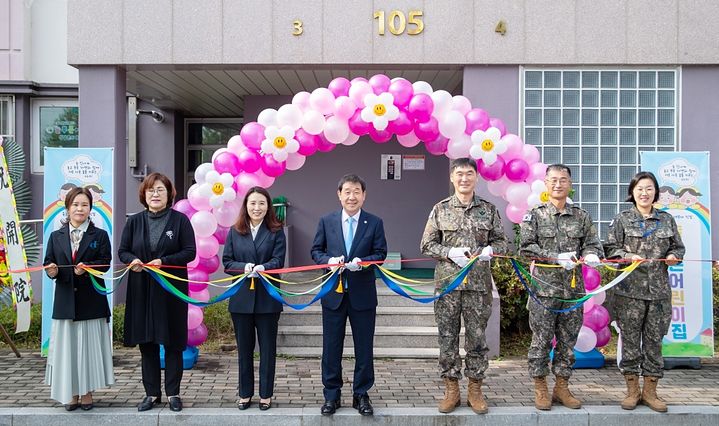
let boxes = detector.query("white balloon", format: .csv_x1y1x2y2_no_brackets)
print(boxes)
276,104,304,130
285,152,307,170
194,163,214,184
324,116,350,144
309,87,336,115
191,210,218,238
302,110,326,135
334,96,357,120
341,133,360,146
574,326,598,352
292,91,311,110
257,108,278,127
431,90,453,119
531,179,547,194
439,110,467,139
349,81,372,108
451,95,472,115
593,290,606,305
412,81,433,95
445,134,471,159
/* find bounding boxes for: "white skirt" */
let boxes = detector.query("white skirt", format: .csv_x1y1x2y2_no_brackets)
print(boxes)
45,318,115,404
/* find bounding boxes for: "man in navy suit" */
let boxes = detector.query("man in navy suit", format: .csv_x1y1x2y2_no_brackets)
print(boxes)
311,174,387,416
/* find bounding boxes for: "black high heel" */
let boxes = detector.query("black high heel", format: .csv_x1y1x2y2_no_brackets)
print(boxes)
237,397,252,410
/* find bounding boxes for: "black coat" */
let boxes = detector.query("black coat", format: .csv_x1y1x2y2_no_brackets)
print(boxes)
223,224,286,314
43,222,112,321
119,209,196,350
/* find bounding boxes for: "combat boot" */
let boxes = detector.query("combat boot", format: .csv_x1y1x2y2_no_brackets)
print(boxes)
438,378,460,413
641,376,667,412
467,378,488,414
620,374,641,410
533,377,551,410
552,376,582,409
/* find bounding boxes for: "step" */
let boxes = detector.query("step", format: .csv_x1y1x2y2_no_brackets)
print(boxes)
279,306,437,327
277,281,440,308
276,326,465,348
276,346,467,359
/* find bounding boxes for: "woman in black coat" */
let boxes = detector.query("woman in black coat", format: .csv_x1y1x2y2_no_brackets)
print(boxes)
44,187,114,410
118,173,196,412
223,186,286,411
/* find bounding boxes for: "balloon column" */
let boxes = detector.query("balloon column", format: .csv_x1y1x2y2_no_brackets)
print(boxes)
574,265,612,352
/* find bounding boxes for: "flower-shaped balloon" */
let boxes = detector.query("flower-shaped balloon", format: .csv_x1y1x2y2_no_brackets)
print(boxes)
198,170,236,209
260,125,299,162
360,92,400,131
527,179,549,208
469,127,506,166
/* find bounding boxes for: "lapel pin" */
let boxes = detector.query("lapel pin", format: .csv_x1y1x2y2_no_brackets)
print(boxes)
166,230,174,240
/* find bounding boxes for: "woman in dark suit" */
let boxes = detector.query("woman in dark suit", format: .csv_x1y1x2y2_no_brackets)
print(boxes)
119,173,196,412
223,186,286,411
44,187,114,411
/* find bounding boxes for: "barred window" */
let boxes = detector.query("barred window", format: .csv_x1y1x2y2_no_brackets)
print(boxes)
185,118,243,189
522,69,679,239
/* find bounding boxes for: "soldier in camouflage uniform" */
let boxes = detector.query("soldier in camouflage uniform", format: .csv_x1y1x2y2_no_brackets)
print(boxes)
519,164,604,410
420,158,508,414
604,171,684,412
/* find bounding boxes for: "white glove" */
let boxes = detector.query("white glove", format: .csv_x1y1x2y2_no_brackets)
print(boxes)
252,264,265,277
584,253,601,268
244,263,255,274
477,246,494,262
346,257,362,272
328,256,345,272
448,247,471,268
557,251,578,270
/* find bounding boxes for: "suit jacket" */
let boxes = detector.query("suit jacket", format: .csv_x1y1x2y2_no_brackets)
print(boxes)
118,209,196,350
223,224,286,314
43,222,112,321
311,210,387,311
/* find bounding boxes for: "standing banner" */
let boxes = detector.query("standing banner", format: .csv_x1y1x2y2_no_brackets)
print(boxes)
641,151,714,357
42,148,114,356
0,138,32,332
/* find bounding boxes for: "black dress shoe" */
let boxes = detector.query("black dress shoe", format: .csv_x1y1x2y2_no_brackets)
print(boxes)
259,399,272,411
80,402,94,411
237,398,252,410
137,396,161,412
64,403,79,411
353,394,373,416
168,396,183,412
321,399,341,415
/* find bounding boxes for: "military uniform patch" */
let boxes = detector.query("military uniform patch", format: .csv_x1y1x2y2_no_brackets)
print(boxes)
522,213,532,222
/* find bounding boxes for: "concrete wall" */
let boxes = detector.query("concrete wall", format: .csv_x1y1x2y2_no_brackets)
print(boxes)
0,0,30,80
68,0,719,66
30,0,77,84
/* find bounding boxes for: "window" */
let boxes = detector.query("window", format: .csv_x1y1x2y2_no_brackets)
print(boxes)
31,98,79,173
0,95,14,142
184,118,243,189
522,69,679,239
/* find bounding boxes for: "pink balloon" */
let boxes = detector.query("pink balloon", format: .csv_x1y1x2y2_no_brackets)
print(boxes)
369,74,391,95
582,265,601,291
261,155,286,177
522,143,541,164
349,80,372,108
237,148,262,173
196,254,219,274
285,152,306,170
188,268,209,284
389,79,413,108
584,305,610,332
350,77,368,84
196,235,220,259
187,323,208,346
408,93,434,123
214,202,240,227
397,131,421,148
595,326,612,347
505,182,531,205
445,135,471,159
213,151,241,175
173,199,196,218
465,108,490,134
328,77,351,97
500,134,524,161
292,91,311,110
188,255,200,269
254,169,276,188
504,159,530,182
414,116,440,142
213,224,230,245
316,133,337,152
239,122,265,150
487,177,511,197
348,109,371,136
187,305,204,329
235,172,261,195
529,162,548,181
187,184,211,211
478,157,506,181
575,326,597,352
227,135,244,155
489,118,506,136
189,288,210,303
583,297,596,312
369,127,393,143
506,204,527,224
334,96,357,120
424,136,448,156
295,129,320,156
387,110,413,135
593,290,606,305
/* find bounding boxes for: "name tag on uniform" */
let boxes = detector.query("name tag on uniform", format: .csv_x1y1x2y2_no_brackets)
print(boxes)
522,213,532,222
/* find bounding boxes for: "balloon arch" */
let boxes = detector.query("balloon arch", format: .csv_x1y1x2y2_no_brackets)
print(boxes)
172,74,606,351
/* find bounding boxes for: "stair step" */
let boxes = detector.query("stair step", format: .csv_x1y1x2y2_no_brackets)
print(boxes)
276,346,467,359
276,326,465,348
279,306,436,327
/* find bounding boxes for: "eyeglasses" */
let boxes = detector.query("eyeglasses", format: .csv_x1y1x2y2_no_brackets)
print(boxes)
545,178,571,186
146,188,167,195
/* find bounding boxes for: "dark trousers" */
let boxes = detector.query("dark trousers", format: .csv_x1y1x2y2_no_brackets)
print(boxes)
321,295,376,401
231,312,280,399
138,343,183,397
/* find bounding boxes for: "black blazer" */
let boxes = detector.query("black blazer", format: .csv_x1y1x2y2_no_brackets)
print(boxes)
311,210,387,311
43,222,112,321
118,209,196,350
223,224,286,314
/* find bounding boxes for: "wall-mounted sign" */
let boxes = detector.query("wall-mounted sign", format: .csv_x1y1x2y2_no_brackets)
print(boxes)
381,154,401,180
403,155,425,171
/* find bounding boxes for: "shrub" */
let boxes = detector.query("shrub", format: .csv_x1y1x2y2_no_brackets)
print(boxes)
0,303,43,349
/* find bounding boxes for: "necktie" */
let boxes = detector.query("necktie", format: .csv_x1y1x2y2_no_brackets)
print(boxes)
71,228,82,261
345,217,354,254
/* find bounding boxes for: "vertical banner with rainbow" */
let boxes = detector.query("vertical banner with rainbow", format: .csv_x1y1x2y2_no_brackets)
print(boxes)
0,138,33,332
641,151,714,357
42,148,114,355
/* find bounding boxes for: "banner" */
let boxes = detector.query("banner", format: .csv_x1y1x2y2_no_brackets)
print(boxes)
0,138,33,332
641,151,714,357
42,148,114,356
